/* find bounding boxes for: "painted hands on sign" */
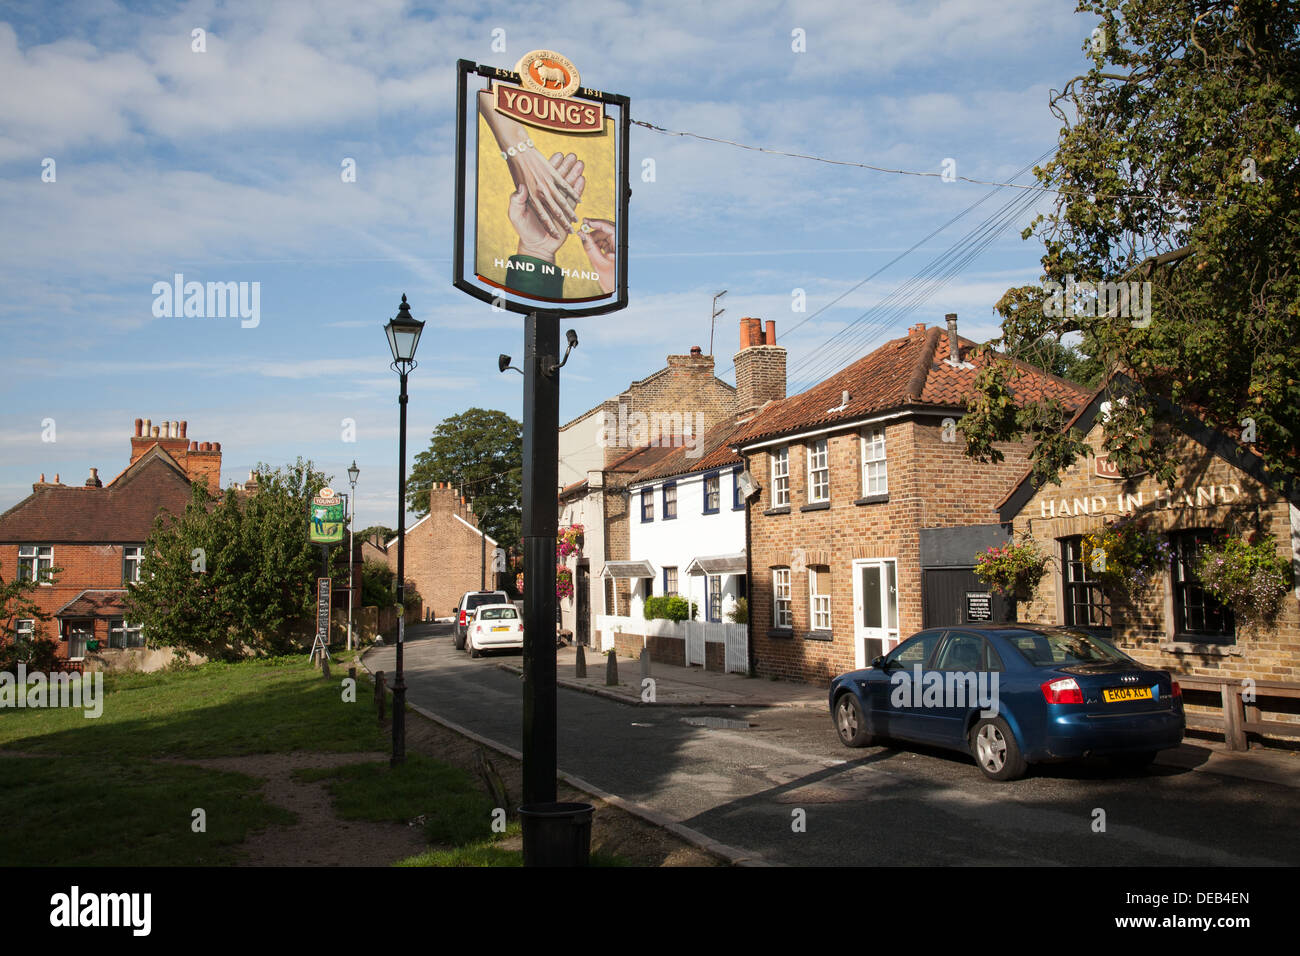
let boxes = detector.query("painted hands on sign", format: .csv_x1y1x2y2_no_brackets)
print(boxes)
510,151,585,261
578,218,616,294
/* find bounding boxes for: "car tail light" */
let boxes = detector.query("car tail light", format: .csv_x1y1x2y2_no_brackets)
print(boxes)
460,610,467,625
1041,676,1084,705
1172,681,1182,698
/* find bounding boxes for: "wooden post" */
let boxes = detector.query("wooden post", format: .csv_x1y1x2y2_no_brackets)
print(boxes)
375,671,387,722
1221,682,1247,751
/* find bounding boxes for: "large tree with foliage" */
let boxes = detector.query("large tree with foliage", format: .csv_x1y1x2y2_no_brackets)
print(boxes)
0,560,60,672
406,408,522,547
960,0,1299,491
125,458,344,660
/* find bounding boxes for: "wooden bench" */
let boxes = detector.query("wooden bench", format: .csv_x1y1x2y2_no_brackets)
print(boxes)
1174,674,1300,751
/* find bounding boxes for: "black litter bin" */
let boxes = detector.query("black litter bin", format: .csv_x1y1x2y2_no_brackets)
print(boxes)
517,802,594,866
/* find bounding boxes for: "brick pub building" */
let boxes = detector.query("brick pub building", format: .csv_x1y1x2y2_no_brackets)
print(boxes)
733,317,1090,684
0,418,222,668
386,482,498,621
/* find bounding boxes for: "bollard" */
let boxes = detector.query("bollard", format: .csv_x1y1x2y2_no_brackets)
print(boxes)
640,648,651,681
575,643,587,679
321,658,331,679
605,650,619,687
348,665,356,682
374,671,386,722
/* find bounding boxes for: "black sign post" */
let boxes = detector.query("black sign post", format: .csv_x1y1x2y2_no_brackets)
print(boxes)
310,577,332,663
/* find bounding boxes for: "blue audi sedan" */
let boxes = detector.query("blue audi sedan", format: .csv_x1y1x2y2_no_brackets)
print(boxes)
828,624,1185,780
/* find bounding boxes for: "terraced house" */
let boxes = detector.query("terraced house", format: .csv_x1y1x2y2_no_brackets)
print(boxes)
0,418,223,670
732,316,1091,685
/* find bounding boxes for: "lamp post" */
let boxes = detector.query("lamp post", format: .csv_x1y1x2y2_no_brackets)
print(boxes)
384,293,423,767
347,460,359,652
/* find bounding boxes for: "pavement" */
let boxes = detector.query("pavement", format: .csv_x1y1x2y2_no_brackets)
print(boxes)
490,641,1300,791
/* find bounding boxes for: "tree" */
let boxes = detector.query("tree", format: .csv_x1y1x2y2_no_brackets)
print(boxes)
356,525,395,545
0,560,60,672
407,408,522,546
960,0,1300,492
125,458,336,661
360,559,396,607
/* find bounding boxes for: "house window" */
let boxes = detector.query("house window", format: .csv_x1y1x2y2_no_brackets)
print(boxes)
123,545,145,584
663,482,677,519
18,545,53,584
640,488,654,522
707,575,723,622
1061,537,1110,627
771,447,790,507
810,567,831,630
109,618,145,649
1170,531,1235,643
732,467,744,510
807,440,829,503
15,619,35,642
703,473,720,514
663,566,678,596
772,568,792,628
861,428,887,496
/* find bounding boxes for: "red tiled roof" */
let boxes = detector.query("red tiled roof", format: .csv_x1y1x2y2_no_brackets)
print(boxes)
603,443,678,473
628,415,750,485
0,447,196,543
731,324,1092,448
55,589,127,618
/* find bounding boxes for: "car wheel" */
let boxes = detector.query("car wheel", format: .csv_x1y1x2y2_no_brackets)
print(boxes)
469,633,481,659
969,717,1027,781
833,692,875,748
453,628,465,650
1109,750,1158,770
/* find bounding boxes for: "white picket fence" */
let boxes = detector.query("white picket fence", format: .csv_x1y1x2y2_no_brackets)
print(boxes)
593,615,748,674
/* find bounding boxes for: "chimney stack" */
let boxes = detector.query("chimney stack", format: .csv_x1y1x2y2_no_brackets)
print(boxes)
85,467,102,488
945,313,960,365
733,316,787,416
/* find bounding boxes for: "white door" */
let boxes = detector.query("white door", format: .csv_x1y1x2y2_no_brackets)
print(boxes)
68,622,92,660
852,559,900,669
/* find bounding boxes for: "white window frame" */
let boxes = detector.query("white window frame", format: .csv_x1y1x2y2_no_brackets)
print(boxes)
663,566,678,596
861,428,887,496
807,439,829,503
771,447,790,507
773,567,792,628
109,618,146,649
123,545,145,584
15,619,35,641
18,545,53,585
810,567,831,630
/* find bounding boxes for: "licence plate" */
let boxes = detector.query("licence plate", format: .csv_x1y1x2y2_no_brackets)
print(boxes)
1103,686,1154,703
491,626,509,632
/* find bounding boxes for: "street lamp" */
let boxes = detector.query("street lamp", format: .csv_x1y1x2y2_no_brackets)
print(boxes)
347,460,359,652
384,293,423,767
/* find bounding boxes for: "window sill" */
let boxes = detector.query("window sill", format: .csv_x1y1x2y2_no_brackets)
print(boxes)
800,501,830,512
768,627,794,639
702,508,719,516
854,493,889,506
1160,640,1240,656
804,629,834,642
763,506,791,516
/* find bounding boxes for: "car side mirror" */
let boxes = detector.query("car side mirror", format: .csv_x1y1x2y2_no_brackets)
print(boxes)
870,656,887,670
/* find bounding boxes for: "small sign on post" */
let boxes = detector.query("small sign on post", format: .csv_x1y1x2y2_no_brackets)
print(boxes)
310,576,332,664
965,591,992,622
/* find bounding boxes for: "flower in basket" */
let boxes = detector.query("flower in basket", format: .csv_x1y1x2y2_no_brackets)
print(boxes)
556,524,585,560
1080,517,1169,593
515,572,524,594
555,564,574,601
1194,533,1291,624
973,539,1047,599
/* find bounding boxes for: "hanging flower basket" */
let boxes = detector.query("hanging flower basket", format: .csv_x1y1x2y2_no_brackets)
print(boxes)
1080,517,1171,594
557,524,585,560
974,539,1048,600
1194,533,1291,624
556,564,574,601
515,572,524,594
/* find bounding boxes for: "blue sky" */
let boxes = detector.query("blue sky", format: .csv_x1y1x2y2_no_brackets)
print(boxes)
0,0,1098,530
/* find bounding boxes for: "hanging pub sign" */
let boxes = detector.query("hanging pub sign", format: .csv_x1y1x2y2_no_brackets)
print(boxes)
453,52,631,316
308,488,346,544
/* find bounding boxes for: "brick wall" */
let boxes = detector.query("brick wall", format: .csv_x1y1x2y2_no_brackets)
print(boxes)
1012,424,1300,684
746,415,1034,685
600,354,736,467
389,483,495,620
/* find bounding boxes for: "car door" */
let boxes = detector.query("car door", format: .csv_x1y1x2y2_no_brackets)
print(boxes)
926,631,1001,747
869,630,945,741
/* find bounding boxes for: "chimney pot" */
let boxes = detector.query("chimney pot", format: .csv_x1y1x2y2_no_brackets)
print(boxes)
143,418,151,435
690,345,702,356
151,425,160,437
945,313,960,364
54,473,60,484
39,473,45,483
171,420,179,438
180,421,188,438
134,418,143,437
213,442,221,452
765,320,776,345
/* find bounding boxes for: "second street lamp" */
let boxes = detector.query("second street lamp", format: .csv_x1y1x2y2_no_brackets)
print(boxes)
384,294,423,767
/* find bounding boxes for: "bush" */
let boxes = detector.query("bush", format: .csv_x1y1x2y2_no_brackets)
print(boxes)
727,596,748,624
360,560,396,607
643,595,695,622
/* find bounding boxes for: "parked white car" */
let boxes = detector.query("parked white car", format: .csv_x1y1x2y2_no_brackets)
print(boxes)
467,604,524,658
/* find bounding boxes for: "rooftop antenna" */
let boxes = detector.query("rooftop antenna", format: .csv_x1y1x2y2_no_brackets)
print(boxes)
710,290,727,357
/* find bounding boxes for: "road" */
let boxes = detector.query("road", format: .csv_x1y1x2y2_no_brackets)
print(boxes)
368,623,1300,866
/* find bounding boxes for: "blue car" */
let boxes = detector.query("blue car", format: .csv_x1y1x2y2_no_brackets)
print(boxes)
828,624,1185,780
